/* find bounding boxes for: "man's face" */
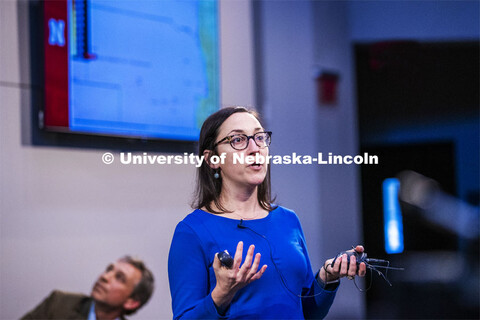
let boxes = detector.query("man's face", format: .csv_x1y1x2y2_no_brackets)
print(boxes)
91,260,142,311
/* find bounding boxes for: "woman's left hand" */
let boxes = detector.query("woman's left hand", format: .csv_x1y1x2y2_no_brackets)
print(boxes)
319,245,367,283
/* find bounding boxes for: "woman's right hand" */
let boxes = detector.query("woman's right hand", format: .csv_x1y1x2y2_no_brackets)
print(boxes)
211,241,267,314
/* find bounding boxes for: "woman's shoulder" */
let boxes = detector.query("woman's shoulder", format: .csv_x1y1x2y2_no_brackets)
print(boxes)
271,205,296,215
175,208,233,232
171,209,211,244
271,205,301,223
177,209,206,228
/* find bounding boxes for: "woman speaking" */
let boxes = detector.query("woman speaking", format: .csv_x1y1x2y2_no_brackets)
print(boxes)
168,107,366,319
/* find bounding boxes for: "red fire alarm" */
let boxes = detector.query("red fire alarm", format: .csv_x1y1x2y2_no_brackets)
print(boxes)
316,72,339,106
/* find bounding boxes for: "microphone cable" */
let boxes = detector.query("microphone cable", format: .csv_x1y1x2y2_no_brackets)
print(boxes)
237,219,330,298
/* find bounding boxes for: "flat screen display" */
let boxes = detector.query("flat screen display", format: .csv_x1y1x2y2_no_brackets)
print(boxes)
43,0,220,141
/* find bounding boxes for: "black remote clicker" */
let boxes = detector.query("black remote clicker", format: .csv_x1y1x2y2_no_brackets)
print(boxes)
330,250,367,268
217,250,234,269
329,248,404,290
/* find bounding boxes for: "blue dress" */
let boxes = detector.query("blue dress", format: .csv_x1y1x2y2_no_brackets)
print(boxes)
168,206,338,319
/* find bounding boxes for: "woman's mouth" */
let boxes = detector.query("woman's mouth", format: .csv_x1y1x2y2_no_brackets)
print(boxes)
248,163,263,169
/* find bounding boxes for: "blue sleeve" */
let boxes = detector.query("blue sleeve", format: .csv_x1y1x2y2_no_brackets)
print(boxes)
301,271,338,319
294,216,338,319
168,221,230,319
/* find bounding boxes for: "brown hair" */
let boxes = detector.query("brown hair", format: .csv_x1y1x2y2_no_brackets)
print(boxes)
119,255,154,315
192,106,275,213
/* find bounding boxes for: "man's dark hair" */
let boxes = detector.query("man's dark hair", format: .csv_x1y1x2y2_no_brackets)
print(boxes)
119,255,154,315
192,106,274,213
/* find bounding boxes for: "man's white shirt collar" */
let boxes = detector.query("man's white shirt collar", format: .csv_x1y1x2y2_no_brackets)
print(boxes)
88,302,121,320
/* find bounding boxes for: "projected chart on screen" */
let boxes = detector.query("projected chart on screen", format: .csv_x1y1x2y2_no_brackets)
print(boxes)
44,0,219,141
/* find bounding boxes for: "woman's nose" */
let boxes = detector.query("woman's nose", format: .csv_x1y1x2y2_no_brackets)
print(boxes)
246,136,260,153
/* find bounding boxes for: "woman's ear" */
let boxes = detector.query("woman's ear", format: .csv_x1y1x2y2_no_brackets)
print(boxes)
203,150,220,169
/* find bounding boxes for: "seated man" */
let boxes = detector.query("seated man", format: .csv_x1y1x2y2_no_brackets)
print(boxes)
21,256,154,320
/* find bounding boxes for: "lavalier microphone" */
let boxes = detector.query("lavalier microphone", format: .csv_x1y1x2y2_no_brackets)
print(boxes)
237,219,246,229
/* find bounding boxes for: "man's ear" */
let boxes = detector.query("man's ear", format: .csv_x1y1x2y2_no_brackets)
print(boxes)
123,298,141,312
203,150,220,169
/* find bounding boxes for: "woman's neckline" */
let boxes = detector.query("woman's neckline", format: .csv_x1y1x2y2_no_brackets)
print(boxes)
197,206,277,222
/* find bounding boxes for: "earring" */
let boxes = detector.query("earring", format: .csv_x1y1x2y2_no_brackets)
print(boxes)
214,171,220,179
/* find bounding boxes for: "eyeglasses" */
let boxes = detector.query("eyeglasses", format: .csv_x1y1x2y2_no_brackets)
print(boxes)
214,131,272,151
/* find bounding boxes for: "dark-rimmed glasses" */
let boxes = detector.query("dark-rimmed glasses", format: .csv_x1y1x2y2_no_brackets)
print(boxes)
214,131,272,150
